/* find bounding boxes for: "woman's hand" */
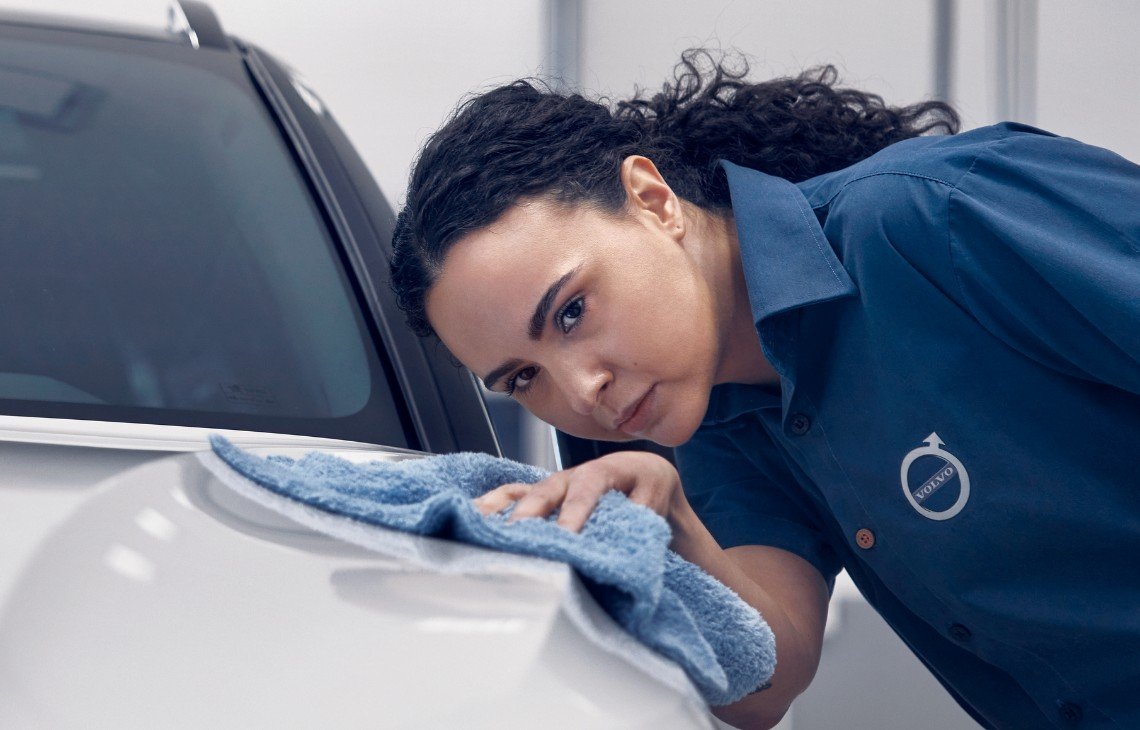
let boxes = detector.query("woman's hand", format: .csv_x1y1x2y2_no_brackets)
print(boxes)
473,451,684,533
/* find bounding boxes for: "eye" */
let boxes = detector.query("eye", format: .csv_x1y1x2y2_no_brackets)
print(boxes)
506,365,538,396
556,296,585,334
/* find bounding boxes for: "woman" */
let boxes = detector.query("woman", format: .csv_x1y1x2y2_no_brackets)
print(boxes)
389,53,1139,729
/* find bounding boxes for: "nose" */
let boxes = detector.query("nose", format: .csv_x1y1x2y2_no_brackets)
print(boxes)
559,361,611,418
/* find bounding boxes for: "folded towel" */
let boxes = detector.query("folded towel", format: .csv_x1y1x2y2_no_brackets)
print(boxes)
206,435,776,706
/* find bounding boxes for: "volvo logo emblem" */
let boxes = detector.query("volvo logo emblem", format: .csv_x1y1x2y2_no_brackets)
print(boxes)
900,432,970,521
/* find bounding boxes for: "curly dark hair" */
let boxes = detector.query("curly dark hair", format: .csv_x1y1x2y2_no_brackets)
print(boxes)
390,50,959,337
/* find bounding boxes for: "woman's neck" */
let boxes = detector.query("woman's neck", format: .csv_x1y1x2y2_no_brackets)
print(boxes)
696,208,781,387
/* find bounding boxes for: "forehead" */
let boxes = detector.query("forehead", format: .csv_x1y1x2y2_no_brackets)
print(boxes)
425,200,602,369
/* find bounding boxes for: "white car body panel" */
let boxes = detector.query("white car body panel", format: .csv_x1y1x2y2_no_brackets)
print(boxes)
0,418,715,728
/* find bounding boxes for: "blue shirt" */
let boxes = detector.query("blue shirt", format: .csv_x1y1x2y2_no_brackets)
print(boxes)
674,123,1140,729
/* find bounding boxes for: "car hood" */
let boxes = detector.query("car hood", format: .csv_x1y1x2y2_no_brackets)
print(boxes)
0,439,712,729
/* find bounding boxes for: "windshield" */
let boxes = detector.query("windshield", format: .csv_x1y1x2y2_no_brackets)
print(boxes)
0,30,410,447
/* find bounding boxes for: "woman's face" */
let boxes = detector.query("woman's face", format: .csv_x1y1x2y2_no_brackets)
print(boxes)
426,166,722,447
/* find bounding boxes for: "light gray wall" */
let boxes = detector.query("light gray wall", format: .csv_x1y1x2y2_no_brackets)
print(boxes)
580,0,935,113
1036,1,1140,160
208,0,544,206
953,0,1140,160
580,0,1139,163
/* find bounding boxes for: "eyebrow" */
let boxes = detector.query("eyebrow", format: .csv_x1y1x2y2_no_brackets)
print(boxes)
482,358,522,393
529,265,580,340
481,264,581,391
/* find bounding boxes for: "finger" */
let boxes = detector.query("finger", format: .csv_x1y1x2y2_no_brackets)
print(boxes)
625,477,671,515
473,482,531,515
623,472,673,517
555,471,610,533
508,471,570,522
586,451,673,516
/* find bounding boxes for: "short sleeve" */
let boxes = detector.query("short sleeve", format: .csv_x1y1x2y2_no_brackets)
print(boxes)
948,128,1140,395
674,422,842,590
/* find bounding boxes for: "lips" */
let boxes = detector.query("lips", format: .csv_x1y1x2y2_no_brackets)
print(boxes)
614,385,656,436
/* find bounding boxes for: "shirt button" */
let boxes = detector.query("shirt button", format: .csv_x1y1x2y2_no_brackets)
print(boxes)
788,413,812,436
855,528,875,549
948,623,972,642
1056,700,1083,723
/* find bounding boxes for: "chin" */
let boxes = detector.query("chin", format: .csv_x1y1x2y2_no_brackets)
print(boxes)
659,386,710,447
645,421,700,448
640,403,706,448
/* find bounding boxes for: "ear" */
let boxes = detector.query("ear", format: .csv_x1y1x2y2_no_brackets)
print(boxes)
619,155,685,242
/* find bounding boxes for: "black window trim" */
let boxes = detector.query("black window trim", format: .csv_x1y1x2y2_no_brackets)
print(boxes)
237,40,500,457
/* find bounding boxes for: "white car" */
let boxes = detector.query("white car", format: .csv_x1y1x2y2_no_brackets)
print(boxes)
0,3,717,727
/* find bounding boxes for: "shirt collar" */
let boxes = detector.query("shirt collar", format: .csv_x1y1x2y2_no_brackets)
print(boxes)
699,161,858,428
720,160,857,325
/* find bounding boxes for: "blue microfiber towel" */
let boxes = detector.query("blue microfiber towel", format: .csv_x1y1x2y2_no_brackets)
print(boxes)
207,435,776,706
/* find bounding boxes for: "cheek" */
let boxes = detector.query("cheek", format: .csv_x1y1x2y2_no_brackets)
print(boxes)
649,381,709,446
523,392,628,442
621,272,715,370
526,395,592,436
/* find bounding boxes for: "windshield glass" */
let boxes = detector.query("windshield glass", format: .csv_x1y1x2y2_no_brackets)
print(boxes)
0,30,410,447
